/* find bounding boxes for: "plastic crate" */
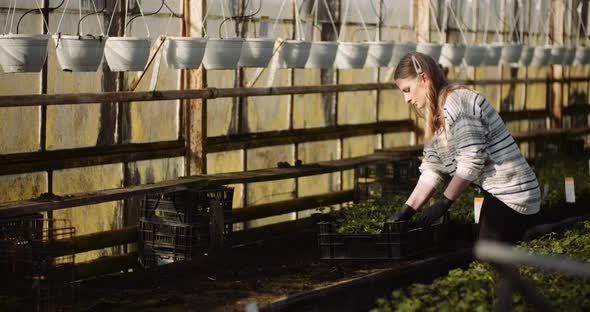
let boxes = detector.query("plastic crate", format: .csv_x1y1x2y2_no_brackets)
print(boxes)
139,219,194,253
354,157,421,202
317,220,448,260
0,215,76,311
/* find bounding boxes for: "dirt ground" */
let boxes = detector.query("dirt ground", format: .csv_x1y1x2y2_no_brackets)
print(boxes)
72,232,413,312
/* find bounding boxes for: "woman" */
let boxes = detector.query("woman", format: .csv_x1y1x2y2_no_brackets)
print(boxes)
386,52,540,244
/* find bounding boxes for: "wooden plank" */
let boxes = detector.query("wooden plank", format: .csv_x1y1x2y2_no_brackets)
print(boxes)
233,190,354,223
499,109,549,122
0,141,185,175
206,119,416,153
0,154,390,217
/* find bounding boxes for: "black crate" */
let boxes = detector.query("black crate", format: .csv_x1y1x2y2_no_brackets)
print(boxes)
0,215,76,311
139,220,194,253
354,157,421,201
318,220,448,260
138,248,190,268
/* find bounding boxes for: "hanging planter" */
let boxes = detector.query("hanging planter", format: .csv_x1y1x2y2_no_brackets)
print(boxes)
439,43,465,67
573,47,590,65
390,42,416,67
334,42,369,69
53,34,107,72
0,34,49,73
202,38,244,70
305,41,339,69
499,43,523,64
277,40,312,68
530,46,552,67
364,41,394,68
164,37,207,69
480,43,503,66
549,46,567,64
416,43,442,61
463,45,486,66
104,37,151,72
517,46,535,66
239,38,275,68
562,47,576,65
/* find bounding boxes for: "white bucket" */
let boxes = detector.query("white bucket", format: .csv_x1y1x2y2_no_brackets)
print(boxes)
238,38,275,67
562,47,576,65
278,40,312,68
530,45,552,67
439,43,465,67
463,45,486,66
53,34,107,72
164,37,207,69
517,46,535,66
390,42,416,67
104,37,151,72
305,41,339,69
202,38,244,70
0,34,49,73
364,41,394,68
480,43,503,66
573,47,590,65
416,42,442,61
549,46,567,64
334,42,370,69
500,43,523,64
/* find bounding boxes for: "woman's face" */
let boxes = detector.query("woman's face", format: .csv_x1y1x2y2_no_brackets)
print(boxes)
395,75,428,118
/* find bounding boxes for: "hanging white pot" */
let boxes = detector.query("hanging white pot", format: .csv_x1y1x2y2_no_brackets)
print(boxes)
499,43,523,64
277,40,312,68
364,41,394,68
53,34,107,72
439,43,465,67
549,46,567,64
562,47,576,65
104,37,151,72
390,42,416,67
530,45,552,67
463,45,486,66
517,45,535,66
238,38,275,68
416,42,442,61
202,38,244,70
480,43,503,66
164,37,207,70
0,34,49,73
305,41,339,69
573,46,590,65
334,42,370,69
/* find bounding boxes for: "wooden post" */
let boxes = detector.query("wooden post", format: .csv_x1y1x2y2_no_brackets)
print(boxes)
550,0,564,129
184,0,207,176
414,0,430,43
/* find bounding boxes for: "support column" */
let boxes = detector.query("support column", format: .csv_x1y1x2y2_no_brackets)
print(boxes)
550,0,564,129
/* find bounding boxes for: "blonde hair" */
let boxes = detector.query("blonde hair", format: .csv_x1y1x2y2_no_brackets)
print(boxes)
394,52,463,141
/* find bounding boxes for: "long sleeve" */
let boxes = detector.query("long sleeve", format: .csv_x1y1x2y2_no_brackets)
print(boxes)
418,143,445,188
446,92,488,182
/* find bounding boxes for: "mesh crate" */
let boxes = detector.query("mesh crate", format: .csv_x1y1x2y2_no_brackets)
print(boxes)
139,248,190,268
0,215,76,311
317,220,448,260
354,156,421,201
139,220,194,253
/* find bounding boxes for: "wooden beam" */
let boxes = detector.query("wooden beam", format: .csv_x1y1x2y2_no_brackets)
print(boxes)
206,119,416,153
499,109,549,122
0,141,185,175
233,190,353,223
0,154,390,217
0,83,396,108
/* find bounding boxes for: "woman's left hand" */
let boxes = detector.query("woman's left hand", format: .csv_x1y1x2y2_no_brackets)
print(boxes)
419,195,454,225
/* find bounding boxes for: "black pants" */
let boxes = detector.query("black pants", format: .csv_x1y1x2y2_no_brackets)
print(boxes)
478,191,537,245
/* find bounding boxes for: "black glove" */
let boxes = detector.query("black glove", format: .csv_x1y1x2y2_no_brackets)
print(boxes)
385,204,417,223
418,195,454,225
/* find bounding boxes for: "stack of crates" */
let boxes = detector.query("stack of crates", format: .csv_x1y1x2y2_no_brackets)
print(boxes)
139,187,234,268
0,214,76,311
354,153,421,201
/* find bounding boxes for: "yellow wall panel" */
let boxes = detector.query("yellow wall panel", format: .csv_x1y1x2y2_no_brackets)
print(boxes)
0,172,47,203
293,68,326,129
342,135,380,190
46,104,101,149
0,107,41,153
207,150,244,208
297,140,340,197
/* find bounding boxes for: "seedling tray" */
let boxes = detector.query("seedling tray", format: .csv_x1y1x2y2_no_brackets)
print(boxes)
318,221,448,260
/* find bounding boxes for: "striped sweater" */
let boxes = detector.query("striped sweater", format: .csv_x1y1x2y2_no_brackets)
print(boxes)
419,88,541,215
